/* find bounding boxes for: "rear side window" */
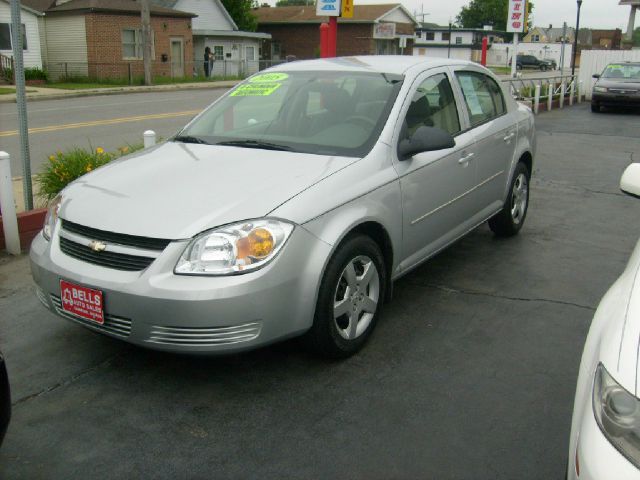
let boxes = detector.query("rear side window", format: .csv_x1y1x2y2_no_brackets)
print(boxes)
455,71,506,127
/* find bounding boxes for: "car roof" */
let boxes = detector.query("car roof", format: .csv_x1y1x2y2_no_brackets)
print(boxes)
270,55,475,75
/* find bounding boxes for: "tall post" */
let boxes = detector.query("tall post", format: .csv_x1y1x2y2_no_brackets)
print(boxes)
511,33,519,78
320,23,329,58
481,37,488,66
0,152,21,255
328,16,337,57
559,22,567,72
10,0,32,211
626,5,638,42
572,0,583,77
447,22,452,58
141,0,153,86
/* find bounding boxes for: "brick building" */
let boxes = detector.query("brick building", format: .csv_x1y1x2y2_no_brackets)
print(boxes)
253,4,418,60
22,0,195,80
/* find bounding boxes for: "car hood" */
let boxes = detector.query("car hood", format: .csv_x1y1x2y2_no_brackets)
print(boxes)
58,142,354,239
597,238,640,394
596,79,640,90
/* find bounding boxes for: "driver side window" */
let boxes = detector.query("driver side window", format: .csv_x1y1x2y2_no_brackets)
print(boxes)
403,73,461,138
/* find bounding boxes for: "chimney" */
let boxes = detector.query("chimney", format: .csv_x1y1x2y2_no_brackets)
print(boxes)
549,24,553,29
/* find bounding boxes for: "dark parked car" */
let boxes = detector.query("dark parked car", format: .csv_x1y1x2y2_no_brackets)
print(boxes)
591,62,640,113
0,352,10,446
512,55,556,71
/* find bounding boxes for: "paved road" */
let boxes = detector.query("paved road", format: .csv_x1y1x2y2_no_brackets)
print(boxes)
0,89,225,175
1,104,639,479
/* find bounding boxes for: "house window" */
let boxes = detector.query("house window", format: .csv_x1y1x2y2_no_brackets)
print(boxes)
245,45,255,61
0,23,27,51
455,36,463,44
441,32,450,41
213,46,224,61
425,32,435,40
532,34,540,42
122,29,154,60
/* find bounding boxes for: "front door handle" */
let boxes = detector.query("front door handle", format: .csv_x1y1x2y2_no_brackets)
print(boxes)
458,153,474,165
503,132,516,142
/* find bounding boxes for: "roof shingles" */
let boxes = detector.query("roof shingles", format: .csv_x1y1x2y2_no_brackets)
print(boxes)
254,4,409,24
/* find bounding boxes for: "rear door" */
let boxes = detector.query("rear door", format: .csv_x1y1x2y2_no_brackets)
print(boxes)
452,69,517,217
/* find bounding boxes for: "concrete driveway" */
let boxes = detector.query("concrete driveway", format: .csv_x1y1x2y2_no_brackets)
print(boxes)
1,103,639,479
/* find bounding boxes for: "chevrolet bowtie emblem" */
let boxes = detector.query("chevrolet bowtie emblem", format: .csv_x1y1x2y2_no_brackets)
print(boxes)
88,240,107,252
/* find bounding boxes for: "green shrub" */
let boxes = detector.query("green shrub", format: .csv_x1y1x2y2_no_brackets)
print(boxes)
37,144,143,201
24,67,48,81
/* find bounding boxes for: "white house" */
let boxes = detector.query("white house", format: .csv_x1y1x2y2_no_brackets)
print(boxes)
0,0,44,70
152,0,270,76
414,25,505,61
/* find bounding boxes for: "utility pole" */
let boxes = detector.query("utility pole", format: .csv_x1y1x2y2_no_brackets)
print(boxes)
559,22,567,72
572,0,583,77
11,0,32,210
141,0,152,86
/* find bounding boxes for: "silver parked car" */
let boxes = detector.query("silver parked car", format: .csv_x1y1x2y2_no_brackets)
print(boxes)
30,56,536,358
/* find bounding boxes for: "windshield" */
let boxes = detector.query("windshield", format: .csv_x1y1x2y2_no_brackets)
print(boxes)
176,70,403,157
601,64,640,81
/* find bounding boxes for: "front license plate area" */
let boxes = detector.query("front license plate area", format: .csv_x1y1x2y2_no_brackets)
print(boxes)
60,280,104,324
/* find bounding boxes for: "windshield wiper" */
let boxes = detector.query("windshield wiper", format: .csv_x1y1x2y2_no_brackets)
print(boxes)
216,140,292,151
173,135,210,145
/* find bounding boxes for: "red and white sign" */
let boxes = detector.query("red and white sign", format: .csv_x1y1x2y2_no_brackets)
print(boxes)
60,280,104,324
507,0,526,33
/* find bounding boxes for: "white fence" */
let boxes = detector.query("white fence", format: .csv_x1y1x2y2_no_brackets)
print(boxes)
579,50,640,100
488,42,573,70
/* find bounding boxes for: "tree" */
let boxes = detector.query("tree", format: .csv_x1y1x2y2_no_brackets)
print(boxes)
634,27,640,47
221,0,257,32
276,0,315,5
456,0,534,32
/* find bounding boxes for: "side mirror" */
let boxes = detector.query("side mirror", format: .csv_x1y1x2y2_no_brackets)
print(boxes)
592,74,601,79
621,164,640,199
398,126,456,160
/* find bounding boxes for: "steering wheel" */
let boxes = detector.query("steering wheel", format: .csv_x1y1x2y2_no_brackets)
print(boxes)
344,116,377,129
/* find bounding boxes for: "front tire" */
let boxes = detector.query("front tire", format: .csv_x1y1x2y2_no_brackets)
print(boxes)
489,162,530,237
591,103,601,113
306,235,386,359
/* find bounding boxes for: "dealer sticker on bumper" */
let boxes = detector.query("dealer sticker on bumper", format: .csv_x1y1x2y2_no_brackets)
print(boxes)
60,280,104,324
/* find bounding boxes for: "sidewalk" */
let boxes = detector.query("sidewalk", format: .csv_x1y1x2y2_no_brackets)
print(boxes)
0,80,241,103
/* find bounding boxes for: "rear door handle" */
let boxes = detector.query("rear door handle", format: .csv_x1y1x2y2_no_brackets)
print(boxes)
458,153,474,165
503,132,516,142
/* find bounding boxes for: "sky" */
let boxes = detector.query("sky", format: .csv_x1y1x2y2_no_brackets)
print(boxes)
260,1,635,30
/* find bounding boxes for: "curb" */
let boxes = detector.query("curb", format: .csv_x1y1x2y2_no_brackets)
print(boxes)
0,80,241,104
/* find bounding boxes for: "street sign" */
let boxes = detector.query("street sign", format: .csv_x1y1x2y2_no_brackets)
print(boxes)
341,0,353,18
316,0,341,17
507,0,527,33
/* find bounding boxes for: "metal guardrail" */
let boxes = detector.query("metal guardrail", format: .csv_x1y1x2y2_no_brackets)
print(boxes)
501,74,583,114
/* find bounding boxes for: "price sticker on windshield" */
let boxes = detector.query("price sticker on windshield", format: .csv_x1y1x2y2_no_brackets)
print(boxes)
249,73,289,83
231,83,282,97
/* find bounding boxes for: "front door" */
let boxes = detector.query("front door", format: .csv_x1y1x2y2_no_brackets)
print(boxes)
170,38,184,78
394,69,478,272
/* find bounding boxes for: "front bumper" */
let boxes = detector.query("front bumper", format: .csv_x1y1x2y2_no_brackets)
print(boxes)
30,224,332,354
592,92,640,107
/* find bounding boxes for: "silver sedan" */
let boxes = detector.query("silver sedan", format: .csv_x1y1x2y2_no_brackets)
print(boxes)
30,56,536,358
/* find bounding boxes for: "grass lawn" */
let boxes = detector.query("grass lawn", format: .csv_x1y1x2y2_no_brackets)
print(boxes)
43,75,242,90
489,66,513,75
0,87,15,94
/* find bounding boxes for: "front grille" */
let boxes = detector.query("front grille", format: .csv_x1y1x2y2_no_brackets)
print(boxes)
145,322,262,347
609,89,638,94
51,294,132,337
61,219,171,251
59,236,155,271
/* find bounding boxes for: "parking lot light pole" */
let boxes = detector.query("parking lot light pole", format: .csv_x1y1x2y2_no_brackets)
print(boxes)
572,0,583,77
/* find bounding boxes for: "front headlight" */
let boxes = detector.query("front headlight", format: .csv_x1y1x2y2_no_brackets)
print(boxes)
42,195,62,241
593,363,640,467
594,86,608,93
174,219,294,275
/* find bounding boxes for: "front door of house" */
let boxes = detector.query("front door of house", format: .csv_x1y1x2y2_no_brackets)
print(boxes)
170,38,184,78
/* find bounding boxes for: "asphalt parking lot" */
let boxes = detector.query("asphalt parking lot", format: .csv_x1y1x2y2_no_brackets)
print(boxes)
1,103,639,479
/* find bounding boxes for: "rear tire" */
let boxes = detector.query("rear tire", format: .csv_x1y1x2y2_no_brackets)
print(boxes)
591,103,601,113
489,162,530,237
306,235,386,359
